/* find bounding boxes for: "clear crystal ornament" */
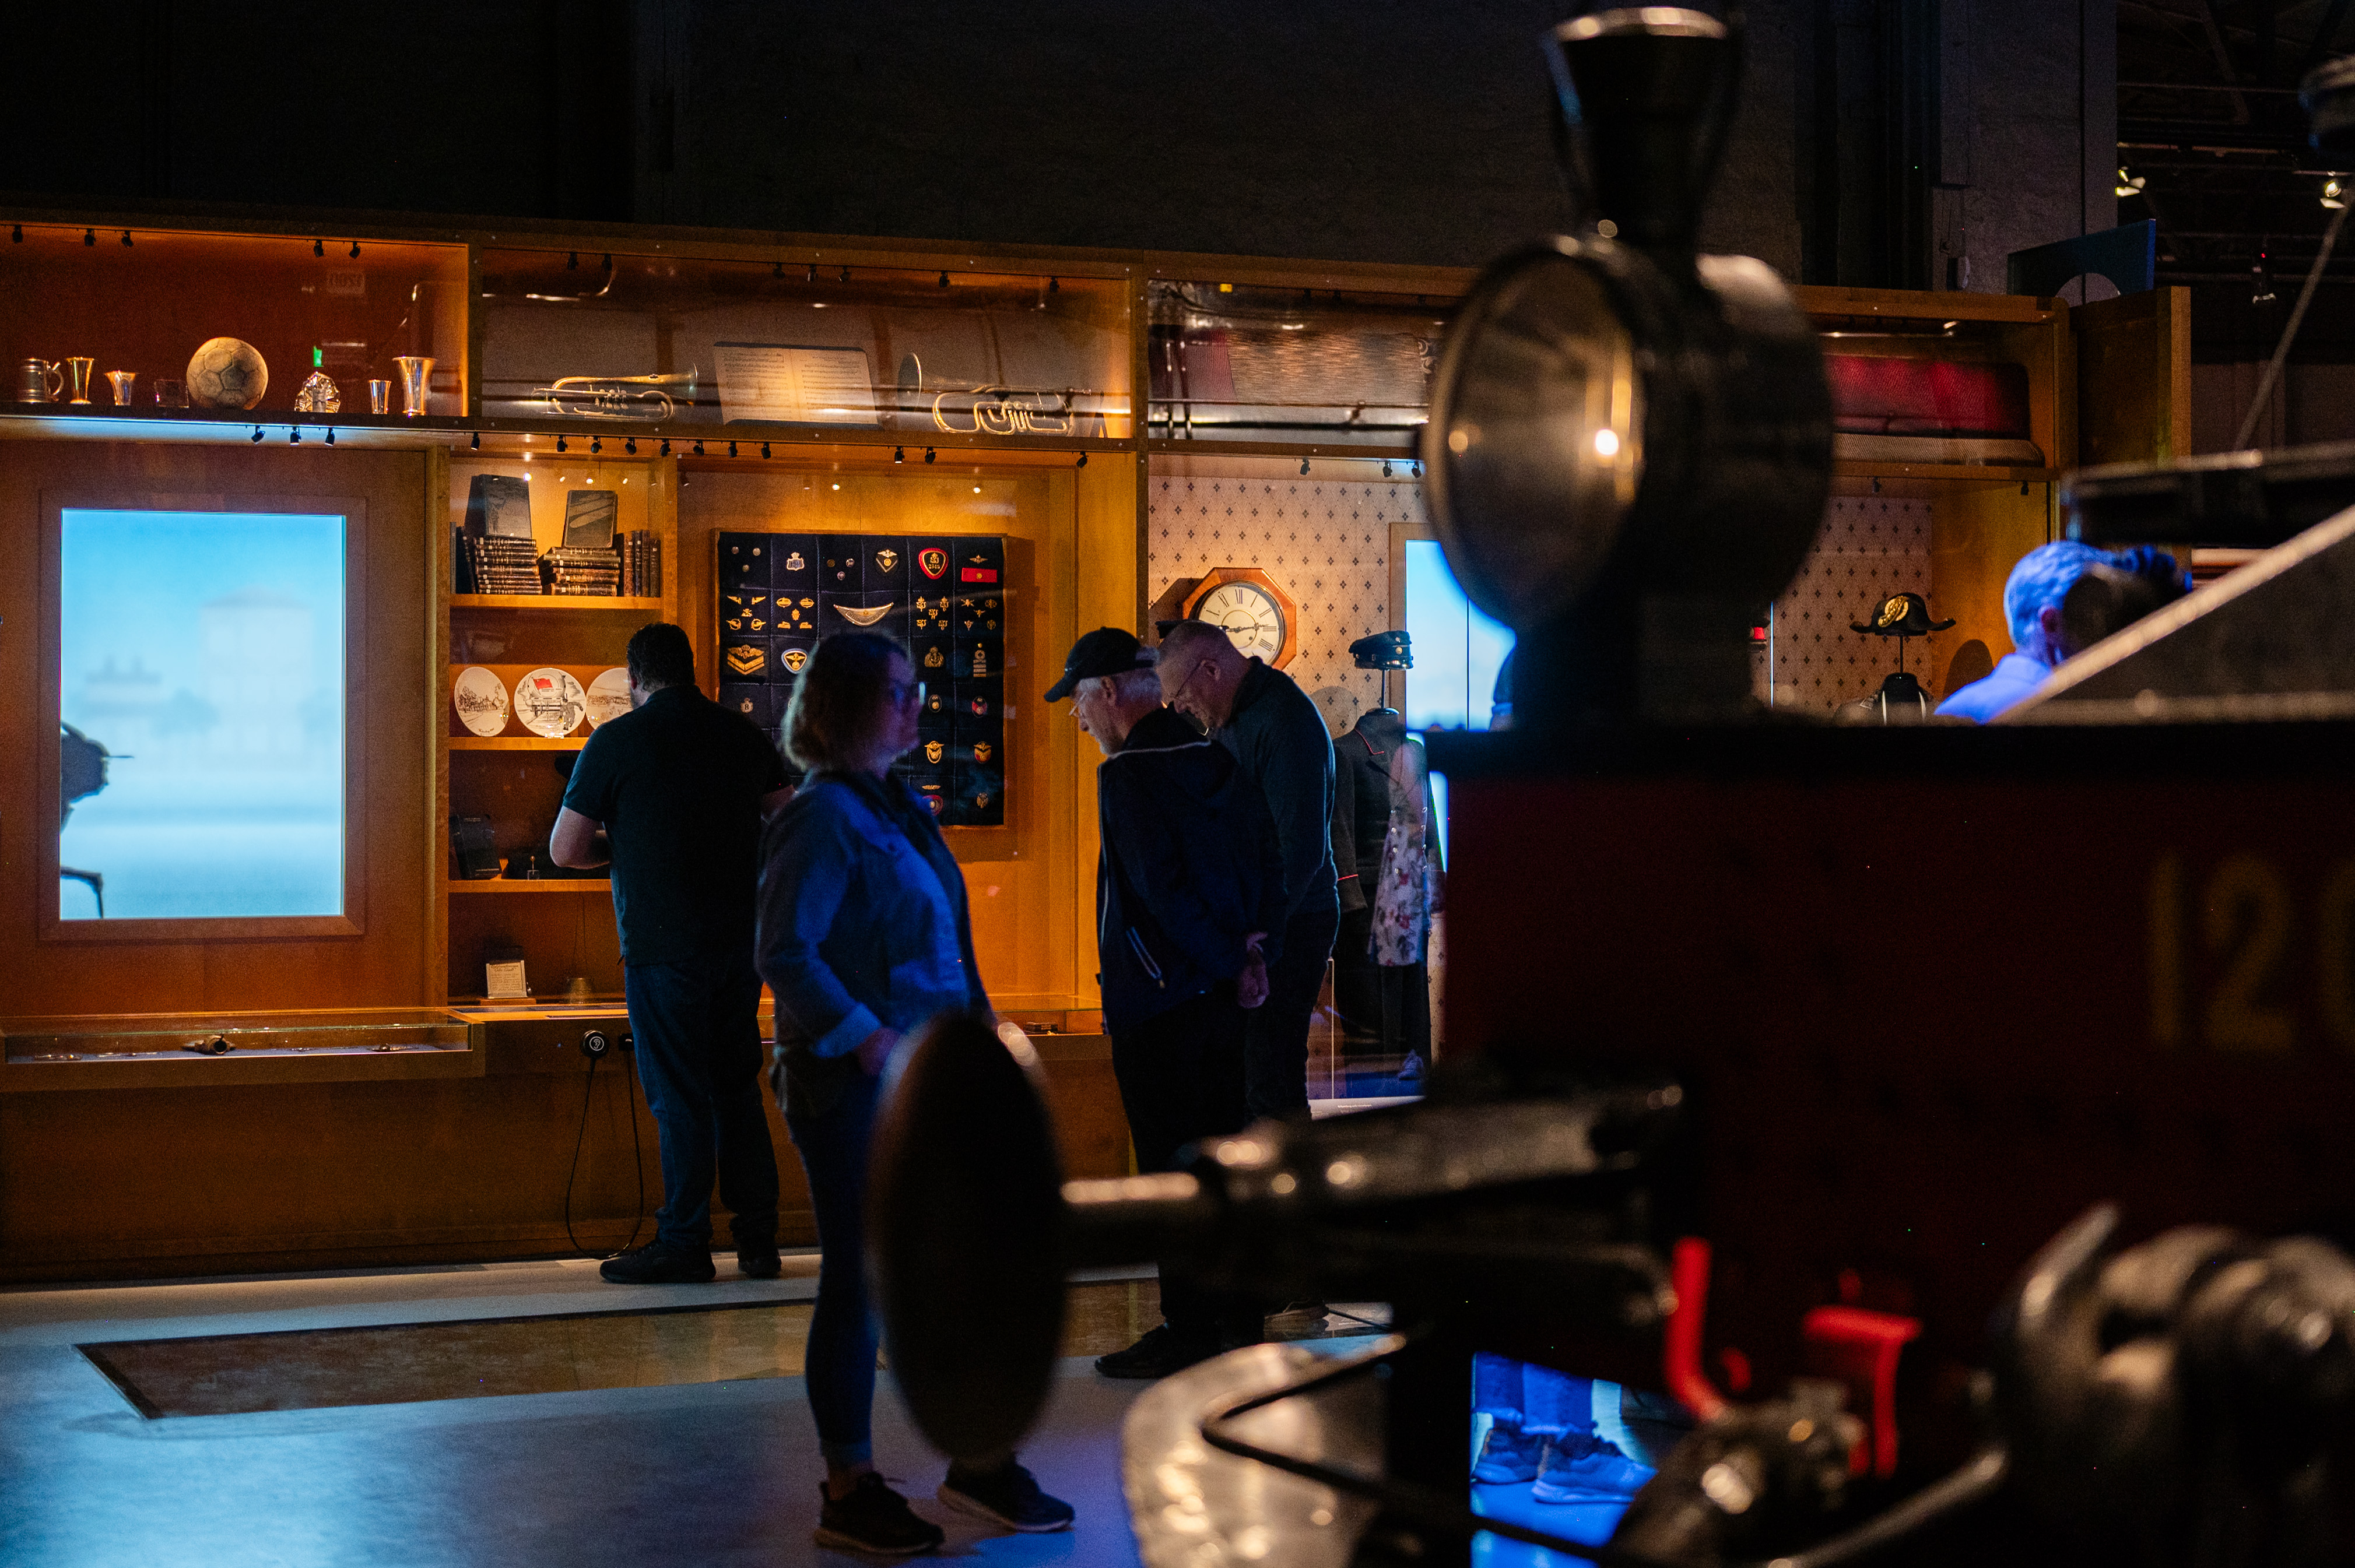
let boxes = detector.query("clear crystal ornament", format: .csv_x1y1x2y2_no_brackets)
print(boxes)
293,370,342,413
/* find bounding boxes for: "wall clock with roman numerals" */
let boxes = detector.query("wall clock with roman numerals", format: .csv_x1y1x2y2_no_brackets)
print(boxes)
1180,565,1299,669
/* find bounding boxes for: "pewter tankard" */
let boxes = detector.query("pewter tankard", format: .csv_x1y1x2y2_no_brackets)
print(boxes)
16,358,63,403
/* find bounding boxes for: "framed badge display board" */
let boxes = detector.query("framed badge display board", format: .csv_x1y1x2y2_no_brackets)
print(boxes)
717,530,1009,825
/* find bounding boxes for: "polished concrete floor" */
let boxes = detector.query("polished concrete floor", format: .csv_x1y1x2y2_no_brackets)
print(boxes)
1,1256,1395,1566
0,1254,1165,1567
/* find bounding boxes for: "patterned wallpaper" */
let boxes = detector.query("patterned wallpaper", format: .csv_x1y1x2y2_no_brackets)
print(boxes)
1764,496,1944,714
1147,455,1420,729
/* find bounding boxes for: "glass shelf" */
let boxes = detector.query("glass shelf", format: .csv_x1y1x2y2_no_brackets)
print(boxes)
448,880,610,894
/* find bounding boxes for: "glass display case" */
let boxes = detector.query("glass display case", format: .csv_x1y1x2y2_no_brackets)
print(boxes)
0,1008,474,1092
1798,291,2065,479
0,223,468,420
475,248,1131,441
1147,280,1449,447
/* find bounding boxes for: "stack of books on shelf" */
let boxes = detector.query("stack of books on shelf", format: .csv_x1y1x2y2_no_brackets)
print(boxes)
621,529,662,598
542,544,623,596
459,532,543,595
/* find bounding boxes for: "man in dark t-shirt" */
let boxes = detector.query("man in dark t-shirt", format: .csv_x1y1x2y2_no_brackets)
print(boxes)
552,623,793,1284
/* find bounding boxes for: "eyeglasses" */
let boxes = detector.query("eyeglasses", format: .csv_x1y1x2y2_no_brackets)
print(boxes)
1162,662,1206,711
888,678,927,708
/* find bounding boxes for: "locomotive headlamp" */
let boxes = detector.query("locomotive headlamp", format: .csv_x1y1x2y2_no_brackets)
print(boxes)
1424,4,1832,723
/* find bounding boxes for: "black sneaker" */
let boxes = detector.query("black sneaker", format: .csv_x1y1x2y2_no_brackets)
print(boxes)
598,1243,715,1284
814,1474,944,1556
736,1243,782,1279
1094,1323,1219,1380
938,1458,1075,1533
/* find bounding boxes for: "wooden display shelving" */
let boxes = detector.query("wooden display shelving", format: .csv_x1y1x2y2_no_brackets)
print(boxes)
451,594,665,611
448,736,589,751
447,880,611,895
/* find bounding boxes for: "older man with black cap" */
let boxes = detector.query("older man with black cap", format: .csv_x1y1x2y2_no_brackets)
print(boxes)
1048,627,1286,1378
1154,618,1340,1122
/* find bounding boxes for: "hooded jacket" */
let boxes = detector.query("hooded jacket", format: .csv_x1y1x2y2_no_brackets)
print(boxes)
1097,706,1287,1035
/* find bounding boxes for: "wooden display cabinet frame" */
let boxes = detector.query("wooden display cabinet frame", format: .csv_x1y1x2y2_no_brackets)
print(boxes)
34,488,371,944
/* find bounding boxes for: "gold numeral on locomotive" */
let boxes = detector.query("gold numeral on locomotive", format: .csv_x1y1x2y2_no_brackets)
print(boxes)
2149,853,2355,1053
2204,855,2296,1052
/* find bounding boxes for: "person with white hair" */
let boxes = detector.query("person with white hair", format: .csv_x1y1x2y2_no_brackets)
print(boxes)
1935,541,2188,722
1048,627,1286,1379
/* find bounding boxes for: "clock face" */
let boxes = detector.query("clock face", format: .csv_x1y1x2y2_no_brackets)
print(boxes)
1196,581,1287,662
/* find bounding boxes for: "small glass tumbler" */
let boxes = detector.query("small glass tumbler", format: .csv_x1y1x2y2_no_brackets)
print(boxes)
368,378,392,415
105,370,136,407
63,357,94,404
153,378,188,409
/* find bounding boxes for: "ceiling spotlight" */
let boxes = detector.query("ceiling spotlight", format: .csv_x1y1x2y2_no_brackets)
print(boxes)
924,447,936,463
557,435,568,452
83,228,94,247
659,438,671,456
289,427,301,444
120,230,132,247
1076,451,1088,468
591,436,602,454
251,426,264,443
9,225,20,242
1412,461,1423,479
840,266,851,283
2326,178,2347,210
894,446,906,463
729,441,739,458
2115,167,2146,199
313,237,325,256
761,442,771,458
325,428,336,445
831,481,841,490
1300,458,1311,475
973,484,982,494
350,241,360,258
808,262,817,282
1049,276,1059,293
1383,460,1394,477
568,251,579,270
938,270,950,287
694,440,705,456
626,437,637,454
471,431,480,450
773,260,785,278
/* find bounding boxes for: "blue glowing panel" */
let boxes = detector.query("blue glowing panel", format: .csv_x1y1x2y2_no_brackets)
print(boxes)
1402,539,1514,733
1402,539,1515,863
59,509,346,920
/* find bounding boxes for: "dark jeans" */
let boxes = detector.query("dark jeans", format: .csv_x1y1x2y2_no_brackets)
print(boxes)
1112,989,1253,1339
1245,900,1339,1120
623,951,780,1252
784,1067,883,1467
1332,908,1431,1059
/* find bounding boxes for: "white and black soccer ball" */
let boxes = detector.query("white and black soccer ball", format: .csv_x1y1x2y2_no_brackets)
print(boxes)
186,337,268,410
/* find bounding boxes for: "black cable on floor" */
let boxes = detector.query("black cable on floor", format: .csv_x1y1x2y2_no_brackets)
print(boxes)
563,1046,648,1260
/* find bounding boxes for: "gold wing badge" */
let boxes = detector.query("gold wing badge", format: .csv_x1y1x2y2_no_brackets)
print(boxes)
875,549,900,574
831,603,893,627
781,648,810,673
924,740,945,764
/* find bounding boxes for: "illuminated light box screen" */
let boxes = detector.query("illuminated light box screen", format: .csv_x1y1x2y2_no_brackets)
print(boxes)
58,508,347,920
1403,538,1515,864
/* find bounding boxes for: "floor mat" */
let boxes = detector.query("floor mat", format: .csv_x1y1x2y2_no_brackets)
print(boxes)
81,1279,1180,1419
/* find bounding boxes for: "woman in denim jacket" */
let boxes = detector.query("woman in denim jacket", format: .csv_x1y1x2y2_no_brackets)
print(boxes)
756,630,1072,1554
